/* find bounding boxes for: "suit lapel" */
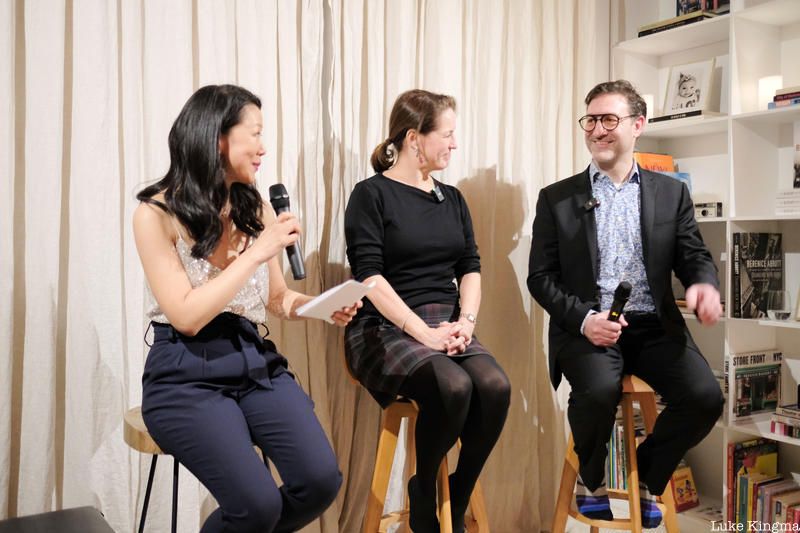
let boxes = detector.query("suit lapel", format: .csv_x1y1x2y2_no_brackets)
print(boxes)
572,168,598,280
639,169,657,274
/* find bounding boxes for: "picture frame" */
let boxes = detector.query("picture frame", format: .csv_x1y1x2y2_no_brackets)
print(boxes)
663,58,715,115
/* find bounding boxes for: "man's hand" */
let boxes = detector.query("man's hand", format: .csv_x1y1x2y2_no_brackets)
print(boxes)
685,283,722,326
583,311,628,347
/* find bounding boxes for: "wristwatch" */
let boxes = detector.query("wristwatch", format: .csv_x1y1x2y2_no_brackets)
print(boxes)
459,312,477,325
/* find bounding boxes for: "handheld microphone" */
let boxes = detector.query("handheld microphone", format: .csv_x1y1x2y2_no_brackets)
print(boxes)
268,183,306,280
608,281,632,322
432,185,445,203
584,198,600,211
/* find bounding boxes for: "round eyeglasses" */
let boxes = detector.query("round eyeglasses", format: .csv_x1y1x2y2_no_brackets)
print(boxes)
578,114,638,132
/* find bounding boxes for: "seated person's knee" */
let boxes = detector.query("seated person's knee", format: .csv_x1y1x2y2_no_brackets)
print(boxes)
575,379,622,413
236,489,282,533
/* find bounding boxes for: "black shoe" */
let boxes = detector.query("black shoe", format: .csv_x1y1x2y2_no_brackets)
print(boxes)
408,475,440,533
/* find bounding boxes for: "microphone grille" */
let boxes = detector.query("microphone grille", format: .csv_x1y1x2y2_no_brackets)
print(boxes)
615,281,632,299
268,183,288,200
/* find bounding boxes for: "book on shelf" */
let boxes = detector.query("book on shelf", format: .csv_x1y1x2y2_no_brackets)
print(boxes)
775,92,800,102
770,413,800,438
738,471,782,524
777,403,800,418
734,364,781,419
767,97,800,110
795,121,799,190
774,490,800,523
676,0,705,16
775,190,800,215
660,171,692,192
634,151,674,172
724,349,783,395
731,233,783,319
726,438,779,522
777,85,800,97
637,10,717,37
648,109,721,123
760,480,799,524
670,460,700,512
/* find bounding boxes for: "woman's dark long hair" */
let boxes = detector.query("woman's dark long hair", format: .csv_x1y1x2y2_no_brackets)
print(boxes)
137,84,264,258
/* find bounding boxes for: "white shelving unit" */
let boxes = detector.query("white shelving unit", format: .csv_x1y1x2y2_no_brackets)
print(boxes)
614,1,800,531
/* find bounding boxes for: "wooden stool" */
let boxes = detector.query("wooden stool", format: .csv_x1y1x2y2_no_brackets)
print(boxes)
363,398,490,533
551,376,680,533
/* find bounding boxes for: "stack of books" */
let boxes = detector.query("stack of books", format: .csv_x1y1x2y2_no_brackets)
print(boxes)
776,190,800,216
724,437,797,524
633,152,692,191
771,404,800,438
637,10,718,38
768,85,800,110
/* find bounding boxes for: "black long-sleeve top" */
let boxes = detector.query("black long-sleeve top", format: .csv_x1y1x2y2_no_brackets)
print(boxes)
344,174,481,316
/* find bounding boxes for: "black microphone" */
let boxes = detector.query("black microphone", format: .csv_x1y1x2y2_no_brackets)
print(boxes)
584,198,600,211
268,184,306,280
432,185,445,203
608,281,632,322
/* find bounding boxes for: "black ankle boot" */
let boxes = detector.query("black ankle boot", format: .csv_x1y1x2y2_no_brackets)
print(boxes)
408,475,440,532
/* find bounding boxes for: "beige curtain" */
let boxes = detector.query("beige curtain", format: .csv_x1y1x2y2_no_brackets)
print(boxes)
1,0,611,531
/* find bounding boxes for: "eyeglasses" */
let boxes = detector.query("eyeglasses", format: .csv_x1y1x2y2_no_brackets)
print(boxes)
578,114,638,132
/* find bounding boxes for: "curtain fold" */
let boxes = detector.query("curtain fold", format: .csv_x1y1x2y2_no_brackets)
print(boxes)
1,1,611,531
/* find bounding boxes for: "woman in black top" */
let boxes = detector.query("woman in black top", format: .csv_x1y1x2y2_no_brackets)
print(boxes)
344,90,510,533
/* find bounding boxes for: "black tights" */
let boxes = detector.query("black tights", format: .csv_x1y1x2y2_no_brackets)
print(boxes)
399,354,510,524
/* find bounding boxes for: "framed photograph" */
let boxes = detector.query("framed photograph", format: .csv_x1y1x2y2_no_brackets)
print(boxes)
663,59,715,114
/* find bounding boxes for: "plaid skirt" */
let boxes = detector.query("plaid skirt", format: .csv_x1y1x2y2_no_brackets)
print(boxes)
344,303,491,408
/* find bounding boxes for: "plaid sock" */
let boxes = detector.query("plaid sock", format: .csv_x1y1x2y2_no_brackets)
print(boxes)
575,475,613,521
639,482,663,528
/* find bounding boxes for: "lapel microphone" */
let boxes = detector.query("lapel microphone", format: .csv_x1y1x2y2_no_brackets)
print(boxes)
583,198,600,211
432,185,445,203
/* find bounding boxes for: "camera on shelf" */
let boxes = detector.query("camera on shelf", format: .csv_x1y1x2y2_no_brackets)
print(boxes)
694,201,722,219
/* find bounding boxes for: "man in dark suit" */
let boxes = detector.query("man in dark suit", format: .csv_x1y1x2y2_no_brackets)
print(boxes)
528,80,724,527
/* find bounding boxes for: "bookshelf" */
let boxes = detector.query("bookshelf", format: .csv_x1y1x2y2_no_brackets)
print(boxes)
614,1,800,530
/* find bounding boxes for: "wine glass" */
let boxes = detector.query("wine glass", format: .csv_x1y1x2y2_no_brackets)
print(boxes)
766,290,792,321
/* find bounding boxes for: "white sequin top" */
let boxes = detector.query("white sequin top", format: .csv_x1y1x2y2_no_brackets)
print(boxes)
146,236,269,325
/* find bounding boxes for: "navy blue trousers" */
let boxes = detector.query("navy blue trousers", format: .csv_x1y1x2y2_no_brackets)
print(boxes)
142,314,342,533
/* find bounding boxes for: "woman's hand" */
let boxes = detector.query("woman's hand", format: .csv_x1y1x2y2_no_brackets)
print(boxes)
250,211,300,264
436,320,473,354
330,300,363,327
419,322,465,356
454,318,475,347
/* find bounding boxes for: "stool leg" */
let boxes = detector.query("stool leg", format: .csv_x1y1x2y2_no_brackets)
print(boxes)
404,416,417,512
551,434,578,533
138,455,158,533
437,457,453,533
363,407,404,533
466,478,489,533
623,394,643,533
171,458,179,533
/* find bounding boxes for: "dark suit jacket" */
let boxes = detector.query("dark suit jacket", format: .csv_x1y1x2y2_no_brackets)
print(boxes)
527,166,719,388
